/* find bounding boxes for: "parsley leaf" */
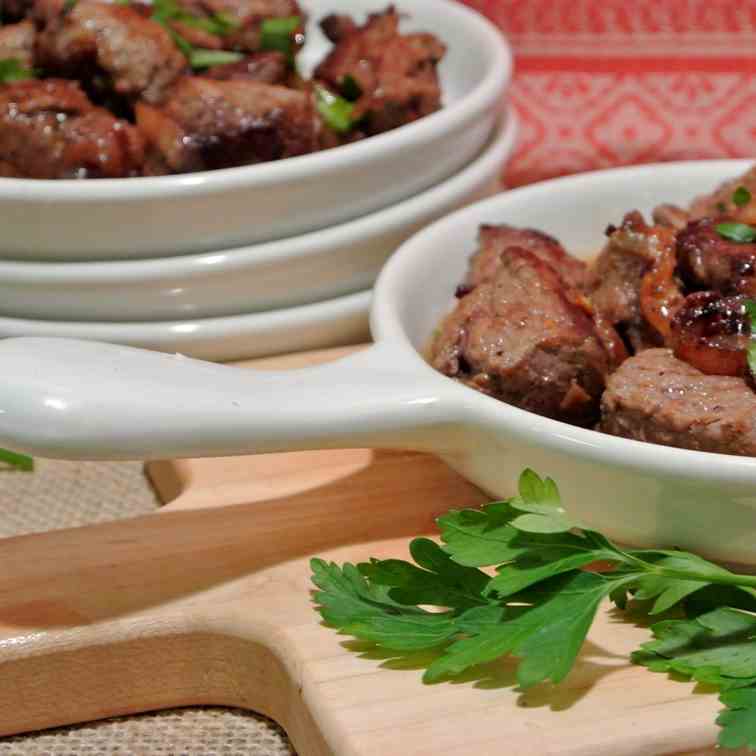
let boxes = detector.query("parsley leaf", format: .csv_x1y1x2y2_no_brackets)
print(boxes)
733,186,752,207
150,0,240,66
744,300,756,377
314,85,355,133
425,571,614,687
312,469,756,749
716,222,756,243
188,49,243,69
719,688,756,750
0,58,36,84
260,15,301,61
0,447,33,471
633,607,756,681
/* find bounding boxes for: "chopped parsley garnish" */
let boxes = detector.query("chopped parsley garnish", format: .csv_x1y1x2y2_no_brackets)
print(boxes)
62,0,77,10
340,73,362,101
734,186,752,207
150,0,241,68
716,222,756,244
189,48,244,69
0,448,33,471
260,15,301,61
312,468,756,750
0,58,36,84
745,300,756,376
179,11,238,36
315,85,355,133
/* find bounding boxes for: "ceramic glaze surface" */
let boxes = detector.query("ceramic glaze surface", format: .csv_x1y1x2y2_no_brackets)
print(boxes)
0,116,516,321
0,0,511,260
2,161,755,563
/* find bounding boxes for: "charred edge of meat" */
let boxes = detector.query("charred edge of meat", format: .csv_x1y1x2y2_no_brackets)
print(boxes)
677,217,756,296
639,240,685,340
669,291,751,377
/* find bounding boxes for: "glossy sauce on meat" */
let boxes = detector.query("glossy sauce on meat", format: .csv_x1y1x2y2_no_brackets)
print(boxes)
0,3,446,178
429,168,756,457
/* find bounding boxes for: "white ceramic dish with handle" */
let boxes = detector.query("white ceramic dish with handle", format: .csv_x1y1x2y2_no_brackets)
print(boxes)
0,0,511,261
0,113,516,322
2,160,754,565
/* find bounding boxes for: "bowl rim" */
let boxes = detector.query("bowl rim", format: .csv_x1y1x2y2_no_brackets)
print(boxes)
0,0,511,201
0,111,518,280
0,288,371,331
372,157,756,483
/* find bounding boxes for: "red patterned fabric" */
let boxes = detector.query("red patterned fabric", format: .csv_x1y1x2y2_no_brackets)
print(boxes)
461,0,756,185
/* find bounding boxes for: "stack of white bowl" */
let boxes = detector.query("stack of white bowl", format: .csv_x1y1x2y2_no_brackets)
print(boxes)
0,0,515,362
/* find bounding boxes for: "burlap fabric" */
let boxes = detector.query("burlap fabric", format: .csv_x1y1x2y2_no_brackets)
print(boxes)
0,460,295,756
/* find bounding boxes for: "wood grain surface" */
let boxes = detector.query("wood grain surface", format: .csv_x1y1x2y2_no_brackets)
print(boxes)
0,346,739,755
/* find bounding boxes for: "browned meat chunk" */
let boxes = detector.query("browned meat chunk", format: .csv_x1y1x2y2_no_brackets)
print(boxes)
431,247,612,427
0,20,35,68
669,291,750,378
314,6,445,135
0,79,144,178
586,212,670,325
203,50,288,83
677,217,756,297
652,203,690,230
1,0,34,21
462,224,588,292
37,1,187,103
135,75,317,173
688,165,756,225
195,0,304,53
600,348,756,456
585,211,679,352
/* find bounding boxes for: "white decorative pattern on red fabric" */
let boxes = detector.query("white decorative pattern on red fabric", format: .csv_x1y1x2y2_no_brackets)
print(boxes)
460,0,756,185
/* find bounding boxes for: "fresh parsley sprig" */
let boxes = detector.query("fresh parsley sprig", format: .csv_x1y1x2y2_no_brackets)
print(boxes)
260,15,301,62
717,222,756,243
314,85,356,133
734,186,752,208
0,58,36,84
312,469,756,749
716,187,756,242
0,447,33,471
150,0,244,70
745,300,756,377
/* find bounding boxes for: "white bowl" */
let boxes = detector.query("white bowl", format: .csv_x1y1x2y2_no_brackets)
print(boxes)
0,289,371,362
5,161,754,563
0,0,511,261
0,113,517,322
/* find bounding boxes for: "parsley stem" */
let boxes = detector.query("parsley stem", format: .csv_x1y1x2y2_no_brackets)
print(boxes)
647,566,756,590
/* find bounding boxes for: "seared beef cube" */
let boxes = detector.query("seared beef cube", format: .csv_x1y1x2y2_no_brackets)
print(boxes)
431,247,611,427
600,348,756,456
314,6,445,135
652,203,690,230
677,217,756,298
0,79,144,178
1,0,34,21
585,212,665,326
584,211,679,355
203,51,288,84
135,76,317,173
37,2,186,103
464,225,588,292
0,20,35,68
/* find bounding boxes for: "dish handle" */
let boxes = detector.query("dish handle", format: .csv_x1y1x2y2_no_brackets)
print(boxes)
0,338,457,461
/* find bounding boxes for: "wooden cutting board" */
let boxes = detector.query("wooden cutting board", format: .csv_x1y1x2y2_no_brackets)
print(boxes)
0,346,738,755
